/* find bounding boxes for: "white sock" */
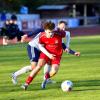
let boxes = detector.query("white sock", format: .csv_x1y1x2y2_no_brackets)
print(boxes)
14,65,32,77
43,64,51,80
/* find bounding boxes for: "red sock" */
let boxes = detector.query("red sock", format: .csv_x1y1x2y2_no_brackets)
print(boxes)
45,72,50,79
26,76,33,85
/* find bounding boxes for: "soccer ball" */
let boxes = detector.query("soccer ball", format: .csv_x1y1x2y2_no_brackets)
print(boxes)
61,80,73,92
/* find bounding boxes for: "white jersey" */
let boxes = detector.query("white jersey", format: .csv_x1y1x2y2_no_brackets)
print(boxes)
28,32,41,50
65,31,70,48
62,31,70,48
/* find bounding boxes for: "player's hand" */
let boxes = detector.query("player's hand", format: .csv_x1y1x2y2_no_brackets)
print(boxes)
21,34,28,43
49,54,56,60
64,48,70,53
74,52,80,56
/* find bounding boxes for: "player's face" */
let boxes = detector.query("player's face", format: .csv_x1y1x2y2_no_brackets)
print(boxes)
45,29,54,38
6,21,9,25
9,20,13,24
13,21,17,24
58,23,66,30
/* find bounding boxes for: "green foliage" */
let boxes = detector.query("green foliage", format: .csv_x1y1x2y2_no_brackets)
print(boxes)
0,0,46,12
0,35,100,100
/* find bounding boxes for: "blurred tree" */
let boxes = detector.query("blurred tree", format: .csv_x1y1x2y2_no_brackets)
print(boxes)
0,0,46,13
0,0,28,12
0,0,100,13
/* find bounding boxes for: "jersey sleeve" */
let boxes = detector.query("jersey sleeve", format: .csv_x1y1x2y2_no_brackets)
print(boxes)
39,33,44,44
27,28,44,37
65,31,70,48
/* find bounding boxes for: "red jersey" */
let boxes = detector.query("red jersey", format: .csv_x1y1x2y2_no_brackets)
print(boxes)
39,31,65,56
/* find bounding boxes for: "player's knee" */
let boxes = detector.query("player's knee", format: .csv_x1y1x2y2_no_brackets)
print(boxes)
31,62,37,69
31,65,35,70
38,63,42,67
38,61,44,67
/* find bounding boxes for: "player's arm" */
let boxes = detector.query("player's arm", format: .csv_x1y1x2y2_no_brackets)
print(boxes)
62,43,80,56
21,34,28,43
62,40,70,52
39,44,56,59
65,31,70,48
21,32,34,43
39,34,56,59
21,28,44,43
62,31,71,52
68,49,80,56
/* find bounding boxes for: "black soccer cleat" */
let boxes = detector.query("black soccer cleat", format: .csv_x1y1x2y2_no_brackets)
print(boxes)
21,84,28,90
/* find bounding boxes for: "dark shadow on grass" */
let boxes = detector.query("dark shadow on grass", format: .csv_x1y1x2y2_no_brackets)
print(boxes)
58,79,100,92
74,88,100,92
1,79,100,92
0,83,42,92
73,80,100,87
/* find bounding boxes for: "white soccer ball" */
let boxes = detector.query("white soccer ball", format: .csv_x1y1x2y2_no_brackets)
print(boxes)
61,80,73,92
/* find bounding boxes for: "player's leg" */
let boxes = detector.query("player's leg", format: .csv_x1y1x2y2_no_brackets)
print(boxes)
41,56,61,89
43,64,56,84
43,64,51,81
49,64,59,77
12,65,32,84
12,62,37,85
21,59,46,90
12,45,40,84
41,64,59,89
43,64,51,75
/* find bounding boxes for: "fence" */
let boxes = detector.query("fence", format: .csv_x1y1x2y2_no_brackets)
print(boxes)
0,15,100,33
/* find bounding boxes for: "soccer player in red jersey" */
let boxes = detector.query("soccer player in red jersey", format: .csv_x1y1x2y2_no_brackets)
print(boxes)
12,20,80,85
21,21,66,90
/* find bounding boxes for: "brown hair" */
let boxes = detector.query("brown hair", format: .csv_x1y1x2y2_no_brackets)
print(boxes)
58,21,67,25
43,21,55,30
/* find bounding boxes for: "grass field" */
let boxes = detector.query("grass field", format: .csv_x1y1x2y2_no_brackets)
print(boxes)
0,35,100,100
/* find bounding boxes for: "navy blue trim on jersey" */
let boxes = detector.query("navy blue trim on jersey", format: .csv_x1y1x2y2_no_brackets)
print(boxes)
27,45,40,62
69,49,75,55
27,28,44,37
62,43,76,55
62,43,66,50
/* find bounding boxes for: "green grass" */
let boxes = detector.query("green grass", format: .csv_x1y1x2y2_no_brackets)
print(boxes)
0,35,100,100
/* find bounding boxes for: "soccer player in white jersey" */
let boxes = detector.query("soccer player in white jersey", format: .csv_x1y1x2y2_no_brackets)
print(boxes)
12,21,80,85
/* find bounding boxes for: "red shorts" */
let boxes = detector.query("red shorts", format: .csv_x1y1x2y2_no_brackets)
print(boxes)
39,52,61,65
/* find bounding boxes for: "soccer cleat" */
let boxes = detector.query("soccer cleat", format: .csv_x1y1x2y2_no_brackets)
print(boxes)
21,84,28,90
46,78,56,84
41,79,48,89
11,73,17,85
